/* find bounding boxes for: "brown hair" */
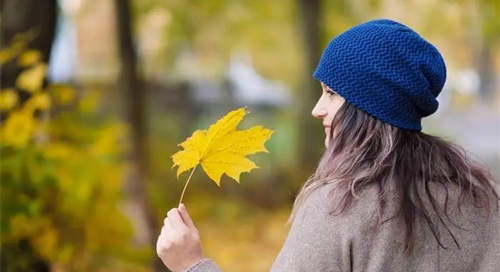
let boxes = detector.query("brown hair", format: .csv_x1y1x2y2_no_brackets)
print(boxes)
289,101,499,252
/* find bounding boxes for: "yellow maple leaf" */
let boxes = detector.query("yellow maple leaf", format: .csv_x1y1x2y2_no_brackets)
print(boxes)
172,108,273,203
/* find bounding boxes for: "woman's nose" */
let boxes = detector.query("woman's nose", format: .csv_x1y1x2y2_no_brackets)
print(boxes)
311,103,327,119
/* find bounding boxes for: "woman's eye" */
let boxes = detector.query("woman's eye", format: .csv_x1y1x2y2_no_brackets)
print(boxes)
326,90,336,96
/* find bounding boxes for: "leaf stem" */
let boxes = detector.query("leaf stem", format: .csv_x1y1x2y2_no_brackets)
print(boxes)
179,165,197,206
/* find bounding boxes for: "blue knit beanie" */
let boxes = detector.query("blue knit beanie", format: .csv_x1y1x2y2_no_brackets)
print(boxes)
313,19,447,131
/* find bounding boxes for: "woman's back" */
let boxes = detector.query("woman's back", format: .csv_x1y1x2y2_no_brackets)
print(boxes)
272,181,500,272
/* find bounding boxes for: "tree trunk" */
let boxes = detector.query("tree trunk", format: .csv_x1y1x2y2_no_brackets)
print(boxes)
476,43,496,104
295,0,325,170
114,0,162,271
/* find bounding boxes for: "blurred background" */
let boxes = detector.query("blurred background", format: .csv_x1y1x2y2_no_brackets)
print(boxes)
0,0,498,271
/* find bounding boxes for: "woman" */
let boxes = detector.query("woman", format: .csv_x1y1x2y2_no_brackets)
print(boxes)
156,19,500,272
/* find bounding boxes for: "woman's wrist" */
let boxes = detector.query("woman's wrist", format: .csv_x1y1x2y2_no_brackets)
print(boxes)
184,258,211,272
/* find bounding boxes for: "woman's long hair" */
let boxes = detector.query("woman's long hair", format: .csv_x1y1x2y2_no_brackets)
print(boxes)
289,101,499,253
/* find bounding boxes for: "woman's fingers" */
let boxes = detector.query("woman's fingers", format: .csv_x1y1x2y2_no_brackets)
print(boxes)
163,215,172,230
167,208,188,231
157,223,174,251
179,203,196,230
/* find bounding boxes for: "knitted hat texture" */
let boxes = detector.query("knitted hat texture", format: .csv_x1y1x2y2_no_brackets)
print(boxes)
313,19,447,130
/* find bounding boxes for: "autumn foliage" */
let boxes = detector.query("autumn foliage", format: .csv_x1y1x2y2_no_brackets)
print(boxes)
0,40,145,271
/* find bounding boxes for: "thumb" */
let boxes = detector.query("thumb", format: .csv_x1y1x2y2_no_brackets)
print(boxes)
179,203,196,229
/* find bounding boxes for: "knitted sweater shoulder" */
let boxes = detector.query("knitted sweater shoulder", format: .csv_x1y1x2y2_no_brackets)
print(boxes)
187,182,500,272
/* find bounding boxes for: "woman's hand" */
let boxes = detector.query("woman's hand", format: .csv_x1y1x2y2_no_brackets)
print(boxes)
156,204,204,272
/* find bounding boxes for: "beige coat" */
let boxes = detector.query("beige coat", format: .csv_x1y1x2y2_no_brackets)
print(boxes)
187,182,500,272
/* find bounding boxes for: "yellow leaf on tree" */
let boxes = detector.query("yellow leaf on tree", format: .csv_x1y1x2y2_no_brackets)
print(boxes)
16,63,47,93
0,38,28,65
172,108,273,186
49,84,75,105
25,92,51,112
18,49,42,67
0,109,35,148
0,88,19,111
78,90,100,113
